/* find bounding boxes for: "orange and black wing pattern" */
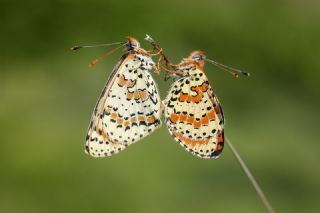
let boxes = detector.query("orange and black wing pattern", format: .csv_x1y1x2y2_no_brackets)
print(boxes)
163,63,224,158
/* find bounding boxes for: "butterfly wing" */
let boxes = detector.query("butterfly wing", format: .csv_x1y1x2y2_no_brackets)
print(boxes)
86,52,161,157
164,67,224,158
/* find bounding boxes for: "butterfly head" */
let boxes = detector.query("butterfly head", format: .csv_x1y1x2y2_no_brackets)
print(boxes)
189,50,206,61
187,50,206,70
127,36,140,49
190,51,250,77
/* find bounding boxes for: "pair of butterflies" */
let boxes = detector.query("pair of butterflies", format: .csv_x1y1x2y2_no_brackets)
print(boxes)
73,35,249,159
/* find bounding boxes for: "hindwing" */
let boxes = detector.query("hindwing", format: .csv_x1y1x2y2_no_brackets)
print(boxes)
86,52,161,157
164,66,224,158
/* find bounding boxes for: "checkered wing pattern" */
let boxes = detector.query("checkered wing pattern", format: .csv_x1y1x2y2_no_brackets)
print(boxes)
164,64,224,158
86,52,161,157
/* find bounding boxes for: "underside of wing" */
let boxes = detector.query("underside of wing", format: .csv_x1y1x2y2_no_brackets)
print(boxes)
164,71,224,158
85,53,161,157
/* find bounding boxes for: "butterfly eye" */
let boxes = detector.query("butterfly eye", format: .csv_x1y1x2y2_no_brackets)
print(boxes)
192,54,203,60
128,41,140,48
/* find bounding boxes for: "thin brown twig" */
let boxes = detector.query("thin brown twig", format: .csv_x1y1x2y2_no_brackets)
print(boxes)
145,34,172,65
144,34,180,80
225,137,275,213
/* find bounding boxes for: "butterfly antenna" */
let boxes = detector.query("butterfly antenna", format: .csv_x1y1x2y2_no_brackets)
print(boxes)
205,58,250,78
86,43,126,68
225,137,275,213
70,41,126,51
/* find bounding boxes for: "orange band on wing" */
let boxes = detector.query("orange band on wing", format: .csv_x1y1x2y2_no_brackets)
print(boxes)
170,114,179,123
201,116,209,125
111,113,117,120
107,109,158,126
178,82,208,103
173,131,209,148
169,109,216,127
208,110,216,120
118,74,136,88
179,93,202,103
138,116,145,122
117,118,124,124
127,89,148,101
146,116,156,123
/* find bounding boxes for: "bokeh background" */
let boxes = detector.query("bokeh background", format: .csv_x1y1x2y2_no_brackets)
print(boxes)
1,0,320,212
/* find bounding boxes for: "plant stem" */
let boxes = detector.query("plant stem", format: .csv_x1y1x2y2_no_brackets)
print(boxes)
225,137,275,213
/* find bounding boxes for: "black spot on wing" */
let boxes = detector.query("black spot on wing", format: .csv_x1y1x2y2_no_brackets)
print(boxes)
174,89,182,95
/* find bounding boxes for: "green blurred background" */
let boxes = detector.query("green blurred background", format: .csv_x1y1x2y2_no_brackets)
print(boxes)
1,0,320,212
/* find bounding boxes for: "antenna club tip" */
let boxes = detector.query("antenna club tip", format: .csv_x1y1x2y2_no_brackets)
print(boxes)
145,34,155,43
70,46,82,51
88,59,100,69
243,72,250,77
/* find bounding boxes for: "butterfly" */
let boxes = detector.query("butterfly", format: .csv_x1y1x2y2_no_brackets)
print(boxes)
161,50,249,159
144,36,275,213
79,37,162,157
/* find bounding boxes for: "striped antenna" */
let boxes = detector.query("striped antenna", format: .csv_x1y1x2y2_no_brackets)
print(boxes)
70,41,126,51
88,43,126,68
205,58,250,78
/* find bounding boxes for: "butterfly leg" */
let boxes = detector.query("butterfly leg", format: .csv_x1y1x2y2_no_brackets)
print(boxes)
160,65,184,80
153,53,164,75
136,48,163,57
147,48,163,57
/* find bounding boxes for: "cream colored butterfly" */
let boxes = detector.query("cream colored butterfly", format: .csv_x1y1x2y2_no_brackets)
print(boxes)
73,36,162,157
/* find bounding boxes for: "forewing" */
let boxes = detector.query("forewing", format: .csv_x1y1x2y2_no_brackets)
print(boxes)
164,68,224,158
86,53,161,157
